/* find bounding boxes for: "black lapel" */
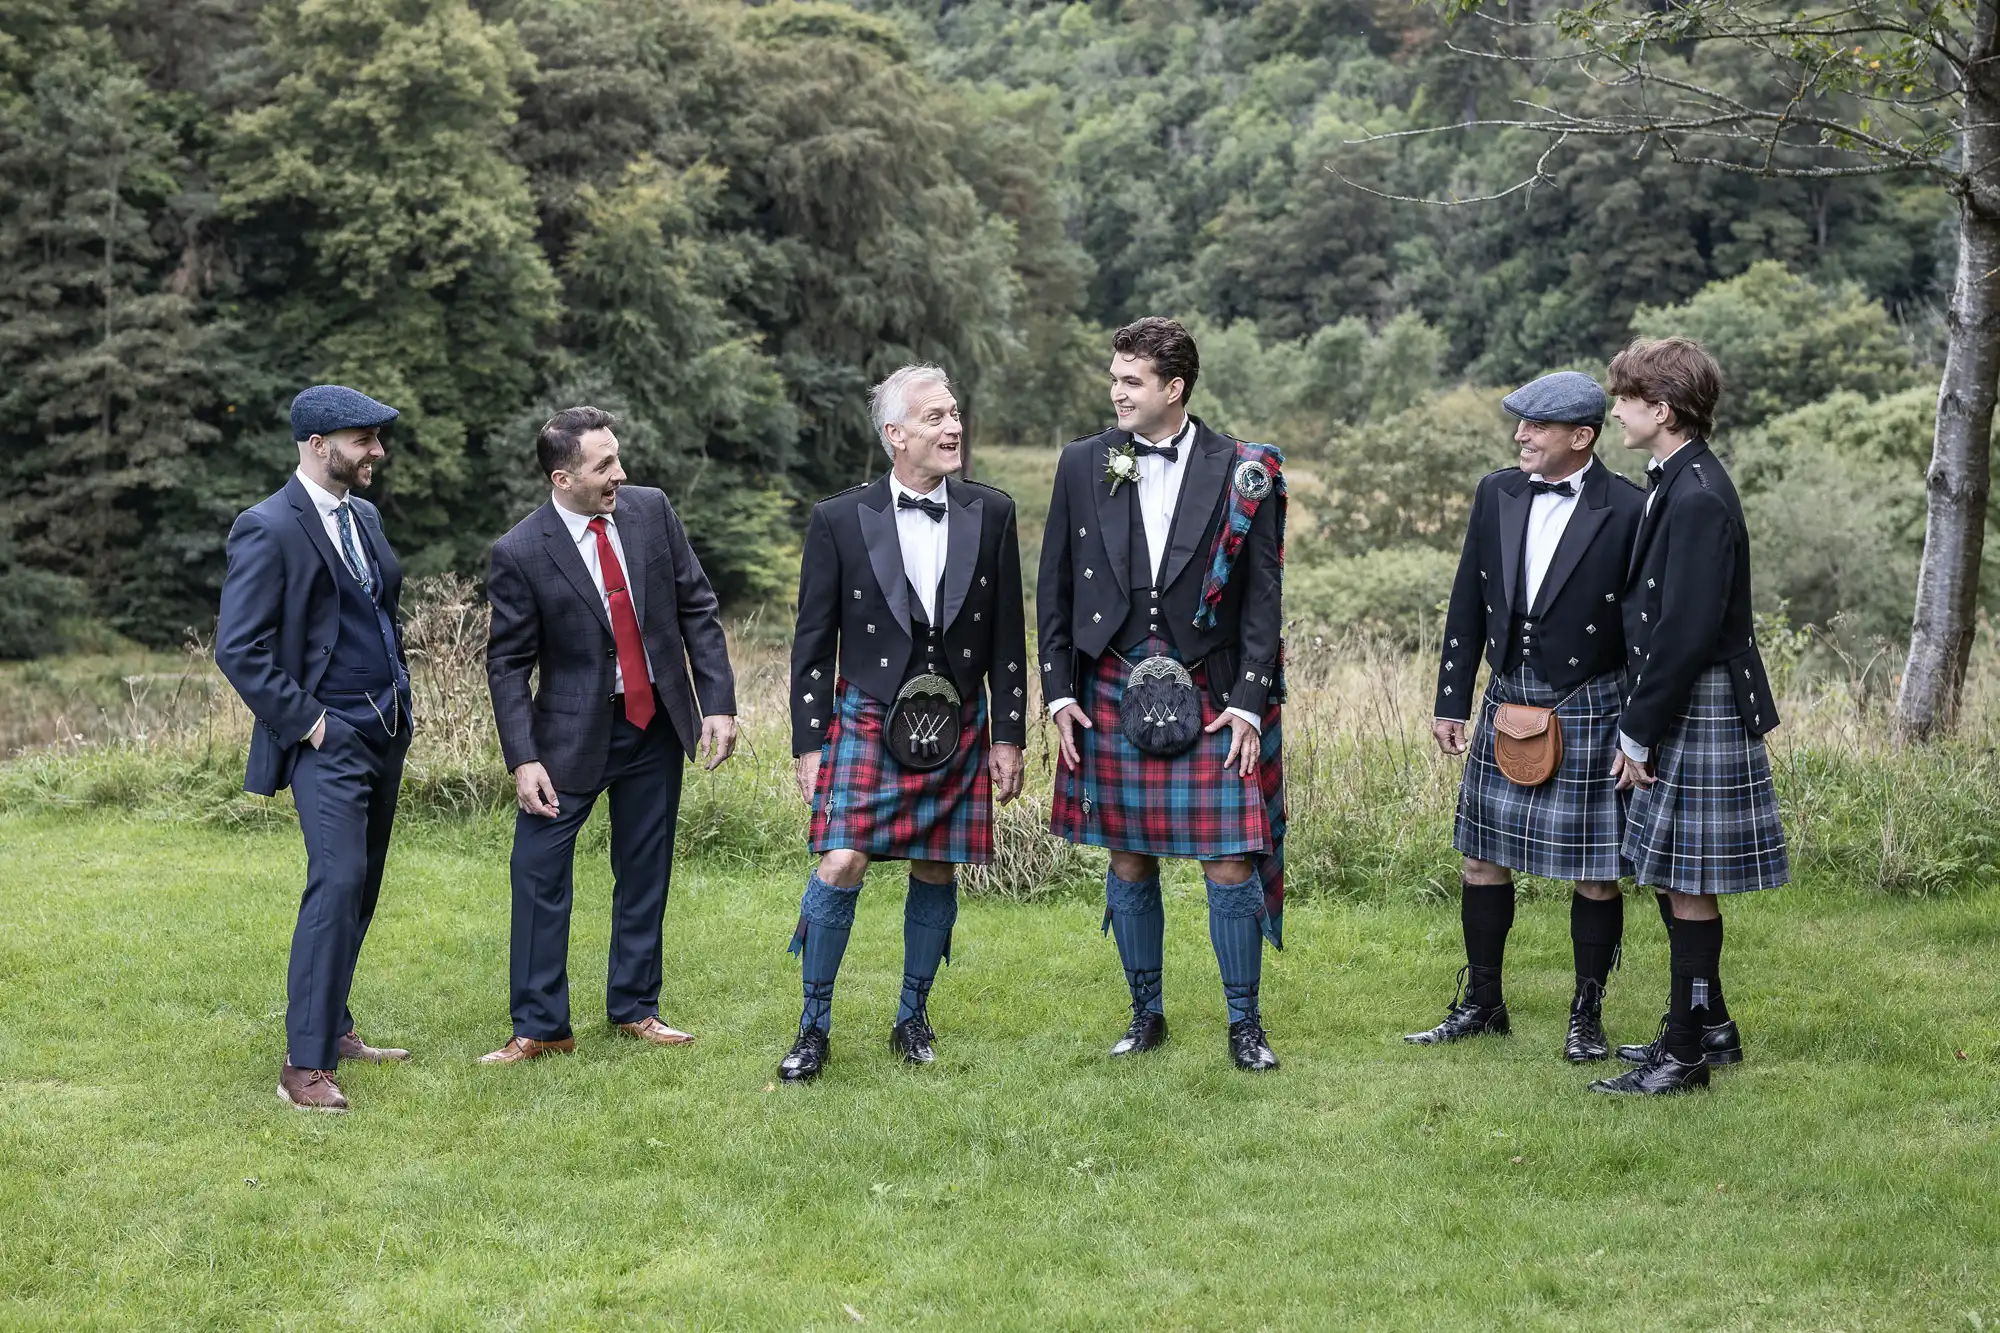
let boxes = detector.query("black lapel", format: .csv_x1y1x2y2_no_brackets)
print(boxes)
857,477,912,631
1496,473,1530,616
285,474,355,593
1091,431,1135,598
1529,463,1610,615
1627,441,1705,582
539,502,614,636
1159,419,1229,591
939,480,982,631
614,496,648,630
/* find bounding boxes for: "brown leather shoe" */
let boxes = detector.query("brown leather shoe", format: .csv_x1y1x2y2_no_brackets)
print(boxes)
478,1035,576,1064
616,1015,696,1046
277,1061,349,1113
338,1030,412,1063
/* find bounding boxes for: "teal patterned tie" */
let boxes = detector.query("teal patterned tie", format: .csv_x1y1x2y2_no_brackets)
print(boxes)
334,502,373,593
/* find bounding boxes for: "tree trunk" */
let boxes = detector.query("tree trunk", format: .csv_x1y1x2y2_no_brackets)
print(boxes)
1897,13,2000,740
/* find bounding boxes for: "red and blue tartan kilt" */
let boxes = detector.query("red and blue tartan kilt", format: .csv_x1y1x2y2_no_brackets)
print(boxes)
809,679,994,864
1622,664,1790,895
1051,651,1286,936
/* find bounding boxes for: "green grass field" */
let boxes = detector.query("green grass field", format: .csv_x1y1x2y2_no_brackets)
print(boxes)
1,811,1996,1329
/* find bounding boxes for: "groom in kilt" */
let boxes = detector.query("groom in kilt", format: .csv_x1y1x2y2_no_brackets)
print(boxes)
1040,317,1288,1072
1412,372,1647,1062
779,365,1027,1082
1596,336,1790,1096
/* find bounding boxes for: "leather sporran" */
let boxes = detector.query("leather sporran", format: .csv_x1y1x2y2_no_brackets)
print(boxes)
1120,655,1202,758
1491,703,1563,787
886,673,961,771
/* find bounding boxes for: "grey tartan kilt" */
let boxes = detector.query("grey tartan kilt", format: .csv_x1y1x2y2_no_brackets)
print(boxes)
1454,665,1631,882
1623,664,1790,895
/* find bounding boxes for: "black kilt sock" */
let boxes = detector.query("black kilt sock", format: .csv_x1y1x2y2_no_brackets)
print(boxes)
1570,891,1623,987
1460,880,1515,1007
1654,890,1675,936
1667,915,1724,1063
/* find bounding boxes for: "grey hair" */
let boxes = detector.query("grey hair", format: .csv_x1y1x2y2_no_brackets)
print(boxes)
869,364,952,461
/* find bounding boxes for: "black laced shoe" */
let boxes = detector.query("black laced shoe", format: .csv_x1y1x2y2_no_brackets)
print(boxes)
1564,978,1610,1063
1588,1048,1709,1095
889,1014,937,1065
1110,1008,1168,1058
778,1026,830,1082
1618,1015,1743,1066
1228,1017,1279,1071
1404,965,1510,1045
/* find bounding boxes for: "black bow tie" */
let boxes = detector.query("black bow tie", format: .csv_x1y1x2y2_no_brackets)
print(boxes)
1645,465,1664,490
897,493,947,522
1529,478,1577,497
1132,440,1180,463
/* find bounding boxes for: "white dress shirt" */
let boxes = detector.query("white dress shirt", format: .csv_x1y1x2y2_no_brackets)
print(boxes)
1622,442,1695,763
1047,417,1260,733
1524,457,1593,610
890,475,951,621
552,495,655,693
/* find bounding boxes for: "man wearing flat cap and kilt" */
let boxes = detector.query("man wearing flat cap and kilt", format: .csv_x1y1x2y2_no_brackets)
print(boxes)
1595,336,1789,1096
216,385,415,1113
780,364,1027,1083
1041,317,1288,1072
1411,372,1647,1064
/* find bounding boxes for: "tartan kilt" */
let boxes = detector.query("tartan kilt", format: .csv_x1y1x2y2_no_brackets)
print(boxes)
1622,664,1790,895
1455,664,1630,882
809,679,993,864
1051,649,1280,866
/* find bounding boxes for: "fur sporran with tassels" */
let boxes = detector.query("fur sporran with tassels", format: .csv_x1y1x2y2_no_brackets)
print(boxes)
1119,656,1202,757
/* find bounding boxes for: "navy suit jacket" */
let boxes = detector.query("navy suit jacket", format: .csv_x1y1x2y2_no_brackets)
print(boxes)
215,474,408,796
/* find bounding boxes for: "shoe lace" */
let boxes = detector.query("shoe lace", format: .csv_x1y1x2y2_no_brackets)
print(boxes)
1446,963,1470,1015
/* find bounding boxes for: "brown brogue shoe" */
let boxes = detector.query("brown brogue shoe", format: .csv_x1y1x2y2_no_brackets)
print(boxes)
277,1061,350,1113
478,1035,576,1065
615,1016,696,1046
338,1030,412,1063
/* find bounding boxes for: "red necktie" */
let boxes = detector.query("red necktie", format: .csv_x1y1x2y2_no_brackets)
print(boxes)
588,517,655,730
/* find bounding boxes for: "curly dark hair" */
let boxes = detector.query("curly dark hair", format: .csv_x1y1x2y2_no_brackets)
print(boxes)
1112,317,1200,405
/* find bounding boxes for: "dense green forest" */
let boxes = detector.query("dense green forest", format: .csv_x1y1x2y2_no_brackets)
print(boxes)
0,0,1954,656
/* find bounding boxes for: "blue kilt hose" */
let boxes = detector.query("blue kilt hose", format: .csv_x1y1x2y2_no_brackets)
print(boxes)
1051,649,1286,938
1455,664,1630,882
810,679,994,864
1623,664,1789,895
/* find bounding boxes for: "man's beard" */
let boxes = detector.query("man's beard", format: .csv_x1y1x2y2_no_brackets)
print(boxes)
327,451,372,489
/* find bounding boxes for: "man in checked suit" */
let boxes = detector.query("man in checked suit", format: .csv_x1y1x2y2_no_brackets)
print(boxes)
216,384,416,1113
481,406,738,1064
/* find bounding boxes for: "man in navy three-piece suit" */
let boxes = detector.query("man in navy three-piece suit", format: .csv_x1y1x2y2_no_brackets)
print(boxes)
216,385,416,1114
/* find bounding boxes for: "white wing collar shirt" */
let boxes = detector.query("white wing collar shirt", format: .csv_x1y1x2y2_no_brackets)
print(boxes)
1047,415,1261,731
552,497,656,693
1524,456,1593,609
889,474,951,622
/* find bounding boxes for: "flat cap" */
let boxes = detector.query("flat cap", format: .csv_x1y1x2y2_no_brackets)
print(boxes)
1501,371,1605,426
290,384,399,440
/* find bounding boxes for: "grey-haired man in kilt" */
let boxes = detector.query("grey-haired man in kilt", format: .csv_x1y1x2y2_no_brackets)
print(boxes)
1040,317,1288,1072
1412,372,1648,1063
779,365,1028,1082
1594,336,1789,1096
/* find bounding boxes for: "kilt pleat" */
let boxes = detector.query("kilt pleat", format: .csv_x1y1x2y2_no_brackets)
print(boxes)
1454,665,1630,882
1050,650,1277,864
1621,664,1789,895
809,679,993,863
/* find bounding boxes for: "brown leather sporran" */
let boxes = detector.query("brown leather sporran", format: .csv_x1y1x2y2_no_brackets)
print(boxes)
1492,703,1562,786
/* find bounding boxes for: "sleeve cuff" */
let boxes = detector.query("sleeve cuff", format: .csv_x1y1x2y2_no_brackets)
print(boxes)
1048,696,1078,719
1224,706,1262,733
301,711,325,746
1618,730,1650,763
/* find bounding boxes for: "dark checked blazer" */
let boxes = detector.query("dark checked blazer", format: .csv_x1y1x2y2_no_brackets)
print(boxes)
1037,417,1283,714
485,486,736,792
1433,460,1647,721
1618,440,1778,747
790,475,1028,757
216,474,409,796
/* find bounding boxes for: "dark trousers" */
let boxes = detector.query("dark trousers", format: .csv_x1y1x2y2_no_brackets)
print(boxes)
508,708,685,1040
286,710,408,1070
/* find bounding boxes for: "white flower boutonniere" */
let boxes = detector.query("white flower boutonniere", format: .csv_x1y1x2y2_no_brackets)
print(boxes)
1104,443,1140,495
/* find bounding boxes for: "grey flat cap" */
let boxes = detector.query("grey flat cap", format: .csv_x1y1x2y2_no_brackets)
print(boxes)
290,384,400,440
1501,371,1605,426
